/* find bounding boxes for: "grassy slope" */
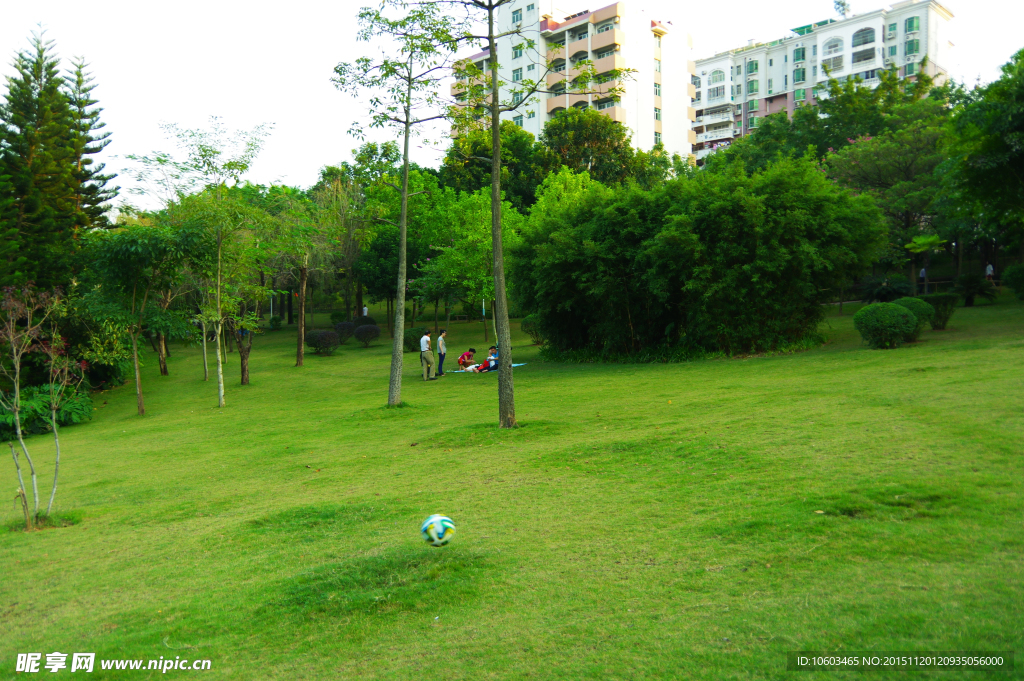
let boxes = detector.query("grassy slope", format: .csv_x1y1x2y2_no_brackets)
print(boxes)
2,299,1022,680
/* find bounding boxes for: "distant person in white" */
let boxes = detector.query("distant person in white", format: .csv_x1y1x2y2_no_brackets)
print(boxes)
362,305,369,317
420,330,436,381
986,263,995,281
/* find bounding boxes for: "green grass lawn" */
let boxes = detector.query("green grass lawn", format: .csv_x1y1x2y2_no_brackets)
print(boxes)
3,297,1023,680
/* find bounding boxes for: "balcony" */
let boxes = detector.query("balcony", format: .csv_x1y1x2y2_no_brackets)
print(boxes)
546,44,566,61
590,79,622,98
687,106,696,122
567,36,590,59
595,105,626,123
699,128,734,143
591,54,625,74
547,94,567,113
590,28,624,52
546,71,567,88
687,59,697,75
687,82,696,98
702,111,734,124
591,3,623,23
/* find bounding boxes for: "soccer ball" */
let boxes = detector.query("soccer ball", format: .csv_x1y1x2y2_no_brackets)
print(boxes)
421,514,456,547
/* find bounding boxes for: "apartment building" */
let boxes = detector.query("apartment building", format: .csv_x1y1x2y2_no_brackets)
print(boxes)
691,0,954,163
452,0,696,159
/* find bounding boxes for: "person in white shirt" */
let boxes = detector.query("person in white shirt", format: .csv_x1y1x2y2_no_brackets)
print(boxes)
986,263,995,281
362,305,369,317
420,331,436,381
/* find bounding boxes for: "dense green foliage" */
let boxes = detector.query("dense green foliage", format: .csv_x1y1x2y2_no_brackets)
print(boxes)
333,322,356,344
519,314,543,345
953,274,998,307
512,158,883,356
354,324,381,347
403,326,428,353
852,302,918,349
0,385,93,440
305,330,341,356
1002,263,1024,300
858,275,913,303
917,293,960,330
893,297,935,341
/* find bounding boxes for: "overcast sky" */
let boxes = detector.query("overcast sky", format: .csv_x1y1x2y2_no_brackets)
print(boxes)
1,0,1016,207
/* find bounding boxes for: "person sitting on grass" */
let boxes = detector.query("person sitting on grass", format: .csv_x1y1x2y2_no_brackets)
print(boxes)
474,347,498,373
457,348,476,369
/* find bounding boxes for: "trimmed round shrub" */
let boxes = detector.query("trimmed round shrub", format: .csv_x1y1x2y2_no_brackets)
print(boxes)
268,315,283,330
305,330,341,355
1002,263,1024,300
330,310,348,324
852,303,917,349
354,324,381,347
334,322,356,344
893,297,935,341
352,315,377,327
520,314,544,345
403,326,428,353
917,293,959,330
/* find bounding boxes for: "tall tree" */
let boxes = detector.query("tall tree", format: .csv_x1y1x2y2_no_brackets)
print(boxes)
334,0,461,405
0,31,75,288
65,58,118,232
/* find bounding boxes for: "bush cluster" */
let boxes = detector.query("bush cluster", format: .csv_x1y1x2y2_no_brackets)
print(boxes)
333,322,356,344
511,158,884,356
1002,263,1024,300
520,315,544,345
403,327,428,353
858,275,913,303
892,297,935,342
917,293,959,330
305,330,341,356
853,303,918,349
268,316,283,330
329,310,348,324
0,386,94,441
354,324,381,347
352,315,377,327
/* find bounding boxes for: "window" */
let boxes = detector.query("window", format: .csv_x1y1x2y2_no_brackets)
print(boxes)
691,75,700,87
694,91,701,102
794,67,806,83
513,68,522,81
710,70,725,84
747,80,759,94
852,49,875,65
824,37,843,55
793,47,805,62
553,63,565,72
654,131,662,145
905,16,920,32
784,75,788,88
905,39,920,56
767,78,773,93
784,55,788,63
747,99,758,111
655,59,662,72
654,107,661,120
512,8,522,23
656,36,662,47
888,22,897,33
597,22,614,33
889,46,897,57
852,28,875,47
512,92,522,104
654,82,661,96
812,45,817,56
528,110,536,118
513,114,524,126
813,65,817,77
597,100,614,110
572,28,588,41
709,85,725,99
822,55,844,72
749,116,759,128
596,48,614,59
747,60,759,74
769,59,773,66
513,44,523,59
905,62,917,76
794,88,806,101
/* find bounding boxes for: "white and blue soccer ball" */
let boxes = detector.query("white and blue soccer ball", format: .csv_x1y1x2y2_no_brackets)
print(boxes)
421,514,456,547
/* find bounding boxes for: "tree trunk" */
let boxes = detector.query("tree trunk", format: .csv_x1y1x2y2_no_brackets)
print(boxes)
387,70,414,407
434,299,439,336
13,415,38,522
163,333,171,358
387,297,393,337
296,264,308,367
483,300,488,343
130,332,145,416
488,8,517,428
215,320,226,407
287,288,294,325
200,320,209,381
157,332,168,376
46,412,60,516
909,258,916,296
239,333,251,385
357,280,364,320
10,443,31,530
445,299,452,330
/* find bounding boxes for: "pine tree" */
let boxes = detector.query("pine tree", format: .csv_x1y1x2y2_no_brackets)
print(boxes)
0,31,76,288
65,58,118,231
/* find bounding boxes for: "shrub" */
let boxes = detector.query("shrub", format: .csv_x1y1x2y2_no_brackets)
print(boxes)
917,293,959,330
952,274,997,307
334,322,356,344
852,303,918,349
354,324,381,347
269,316,283,330
857,275,913,303
1002,263,1024,300
352,315,377,327
892,297,935,341
305,330,341,356
520,315,544,345
330,310,348,324
0,386,94,441
403,326,428,353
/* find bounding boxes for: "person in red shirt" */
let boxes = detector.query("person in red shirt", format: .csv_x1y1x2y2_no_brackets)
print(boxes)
457,348,476,369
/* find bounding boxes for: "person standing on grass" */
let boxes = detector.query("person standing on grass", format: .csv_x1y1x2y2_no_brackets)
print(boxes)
362,305,369,317
420,330,436,381
986,262,995,282
437,329,447,376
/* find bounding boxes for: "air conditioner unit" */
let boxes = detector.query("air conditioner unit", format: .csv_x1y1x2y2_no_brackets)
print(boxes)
884,58,894,66
886,31,896,39
906,55,916,63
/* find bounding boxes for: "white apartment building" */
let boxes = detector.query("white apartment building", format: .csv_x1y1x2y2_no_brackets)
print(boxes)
452,0,696,159
692,0,954,163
